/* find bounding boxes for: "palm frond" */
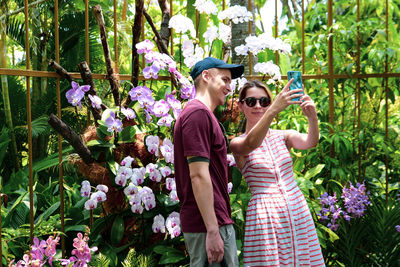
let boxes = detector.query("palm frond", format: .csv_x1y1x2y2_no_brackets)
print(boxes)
6,16,25,48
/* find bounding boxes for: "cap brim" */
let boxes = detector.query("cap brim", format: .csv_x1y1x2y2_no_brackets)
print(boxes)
220,63,244,79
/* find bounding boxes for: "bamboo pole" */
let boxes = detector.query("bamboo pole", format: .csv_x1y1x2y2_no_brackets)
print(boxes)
114,0,118,72
357,0,361,181
170,0,174,91
54,0,65,257
275,0,279,126
24,0,34,244
248,0,252,75
385,0,389,203
2,68,400,80
85,0,89,65
327,0,334,158
274,0,278,65
301,0,305,73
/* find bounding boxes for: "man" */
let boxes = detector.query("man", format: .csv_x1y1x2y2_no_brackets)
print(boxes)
174,57,244,266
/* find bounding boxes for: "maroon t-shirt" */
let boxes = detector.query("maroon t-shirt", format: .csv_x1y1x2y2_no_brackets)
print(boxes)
173,99,233,232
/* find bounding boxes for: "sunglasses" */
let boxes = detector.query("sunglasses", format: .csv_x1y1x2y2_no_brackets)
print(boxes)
242,97,271,107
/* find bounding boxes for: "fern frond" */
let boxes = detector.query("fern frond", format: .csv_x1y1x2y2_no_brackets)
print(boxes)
90,253,110,267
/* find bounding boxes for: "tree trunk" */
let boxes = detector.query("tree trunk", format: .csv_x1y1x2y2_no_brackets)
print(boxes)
157,0,171,49
131,0,144,88
92,5,120,107
0,24,20,170
230,0,257,74
48,114,95,164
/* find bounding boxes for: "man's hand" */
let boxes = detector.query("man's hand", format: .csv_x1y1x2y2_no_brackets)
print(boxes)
188,160,224,264
206,228,224,264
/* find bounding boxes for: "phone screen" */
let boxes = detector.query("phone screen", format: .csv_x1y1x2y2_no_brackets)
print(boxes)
287,71,304,101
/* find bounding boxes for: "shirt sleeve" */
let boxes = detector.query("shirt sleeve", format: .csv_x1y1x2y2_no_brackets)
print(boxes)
181,109,212,159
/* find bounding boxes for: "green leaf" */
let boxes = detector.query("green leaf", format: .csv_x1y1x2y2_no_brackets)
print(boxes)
34,202,60,224
153,245,186,264
156,193,179,207
0,127,11,166
120,126,136,142
231,167,242,190
304,164,325,180
33,147,74,172
319,223,340,243
64,225,87,232
110,216,125,246
107,161,119,176
158,251,186,264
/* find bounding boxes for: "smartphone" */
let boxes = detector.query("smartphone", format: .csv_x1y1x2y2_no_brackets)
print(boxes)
287,71,304,102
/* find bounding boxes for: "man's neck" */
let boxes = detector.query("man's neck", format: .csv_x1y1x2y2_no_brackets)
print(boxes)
195,93,216,112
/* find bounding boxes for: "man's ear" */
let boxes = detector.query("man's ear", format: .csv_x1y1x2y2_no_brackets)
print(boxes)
201,69,211,83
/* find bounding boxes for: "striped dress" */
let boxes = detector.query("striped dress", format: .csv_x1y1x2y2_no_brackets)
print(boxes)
240,130,325,267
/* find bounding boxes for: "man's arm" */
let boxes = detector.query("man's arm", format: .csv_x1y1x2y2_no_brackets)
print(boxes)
188,160,224,264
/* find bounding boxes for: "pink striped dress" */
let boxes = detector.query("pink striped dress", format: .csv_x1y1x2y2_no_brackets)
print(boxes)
240,130,325,266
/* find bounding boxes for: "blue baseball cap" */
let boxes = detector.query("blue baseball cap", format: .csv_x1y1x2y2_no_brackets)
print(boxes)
190,57,244,80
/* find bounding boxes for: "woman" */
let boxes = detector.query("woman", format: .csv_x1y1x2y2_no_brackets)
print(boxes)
230,80,325,266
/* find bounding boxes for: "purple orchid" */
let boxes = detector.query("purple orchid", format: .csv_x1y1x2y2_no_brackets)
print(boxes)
105,111,122,133
160,138,174,163
88,94,102,110
121,107,136,120
138,94,155,110
66,81,90,108
152,99,170,117
145,136,159,156
341,182,370,219
129,86,152,101
136,39,155,54
143,62,161,79
166,93,182,119
180,84,196,100
318,192,342,231
157,114,174,127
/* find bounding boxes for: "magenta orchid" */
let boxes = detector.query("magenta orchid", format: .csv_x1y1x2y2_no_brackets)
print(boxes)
80,180,91,197
152,214,166,234
131,167,146,185
166,212,181,238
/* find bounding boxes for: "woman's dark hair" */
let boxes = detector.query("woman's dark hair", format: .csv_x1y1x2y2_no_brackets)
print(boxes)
238,80,273,103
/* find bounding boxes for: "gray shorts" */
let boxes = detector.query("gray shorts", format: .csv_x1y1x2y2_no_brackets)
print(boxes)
183,224,239,267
